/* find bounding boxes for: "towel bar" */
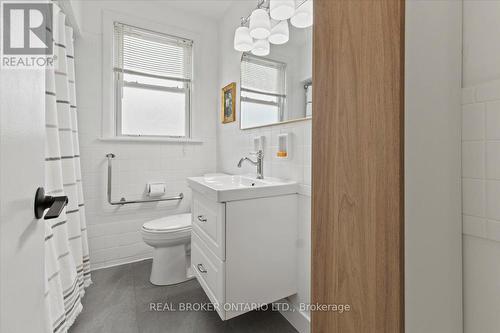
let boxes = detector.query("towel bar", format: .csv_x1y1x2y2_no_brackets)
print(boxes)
105,153,183,205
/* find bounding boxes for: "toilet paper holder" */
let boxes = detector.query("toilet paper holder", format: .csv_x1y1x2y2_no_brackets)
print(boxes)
105,153,183,206
147,182,166,196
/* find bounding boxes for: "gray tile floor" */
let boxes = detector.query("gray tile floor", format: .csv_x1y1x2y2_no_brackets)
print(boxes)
70,259,298,333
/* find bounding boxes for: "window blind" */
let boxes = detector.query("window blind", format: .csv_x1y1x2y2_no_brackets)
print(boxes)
114,22,193,81
241,54,286,96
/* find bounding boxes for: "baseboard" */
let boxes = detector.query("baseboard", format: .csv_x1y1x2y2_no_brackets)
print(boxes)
276,298,311,333
90,255,152,272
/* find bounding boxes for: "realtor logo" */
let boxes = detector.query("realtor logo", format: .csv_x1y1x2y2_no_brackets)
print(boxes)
1,2,54,68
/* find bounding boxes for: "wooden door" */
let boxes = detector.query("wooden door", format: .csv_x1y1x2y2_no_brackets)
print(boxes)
311,0,405,332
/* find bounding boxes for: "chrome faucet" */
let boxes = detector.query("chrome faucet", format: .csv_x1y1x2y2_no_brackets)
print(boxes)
237,150,264,179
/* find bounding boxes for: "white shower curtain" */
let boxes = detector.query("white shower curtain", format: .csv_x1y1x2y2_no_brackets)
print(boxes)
44,5,91,333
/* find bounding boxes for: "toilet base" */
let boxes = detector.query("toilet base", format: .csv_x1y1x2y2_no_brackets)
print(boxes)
150,244,192,286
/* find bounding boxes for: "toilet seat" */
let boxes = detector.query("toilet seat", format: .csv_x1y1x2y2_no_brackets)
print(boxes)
142,213,191,233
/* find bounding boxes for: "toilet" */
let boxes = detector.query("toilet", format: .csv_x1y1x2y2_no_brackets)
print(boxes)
141,213,193,286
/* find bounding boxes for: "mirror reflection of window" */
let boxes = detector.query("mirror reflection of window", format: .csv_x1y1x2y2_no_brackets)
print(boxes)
239,25,312,130
240,54,287,129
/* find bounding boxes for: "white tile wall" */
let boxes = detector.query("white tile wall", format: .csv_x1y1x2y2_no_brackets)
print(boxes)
462,103,485,141
462,179,485,217
462,78,500,242
486,142,500,179
462,141,484,178
486,101,500,140
461,4,500,332
217,120,312,186
75,1,218,270
463,215,487,238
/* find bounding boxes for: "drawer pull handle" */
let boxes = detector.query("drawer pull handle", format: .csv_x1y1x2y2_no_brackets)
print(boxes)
197,264,207,273
197,215,207,223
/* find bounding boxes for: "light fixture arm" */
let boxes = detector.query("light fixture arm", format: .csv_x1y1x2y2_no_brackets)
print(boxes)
240,0,270,27
257,0,269,9
239,0,309,27
240,16,250,27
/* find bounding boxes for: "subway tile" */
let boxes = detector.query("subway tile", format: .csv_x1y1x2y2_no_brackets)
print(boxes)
292,144,305,165
90,242,151,265
486,101,500,140
462,103,485,141
486,180,500,221
476,79,500,102
462,179,485,217
462,141,485,179
486,220,500,242
90,232,142,251
285,124,305,147
486,142,500,180
88,220,144,238
463,215,487,238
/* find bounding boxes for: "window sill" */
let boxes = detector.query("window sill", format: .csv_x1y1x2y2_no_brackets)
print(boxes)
99,136,204,144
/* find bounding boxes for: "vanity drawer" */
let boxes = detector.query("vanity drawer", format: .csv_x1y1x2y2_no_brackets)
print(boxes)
192,192,225,260
191,231,225,313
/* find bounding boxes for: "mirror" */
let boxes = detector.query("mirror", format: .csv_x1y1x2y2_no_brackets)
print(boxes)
240,25,312,129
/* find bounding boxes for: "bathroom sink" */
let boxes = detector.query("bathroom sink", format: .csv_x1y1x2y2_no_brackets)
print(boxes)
187,175,297,202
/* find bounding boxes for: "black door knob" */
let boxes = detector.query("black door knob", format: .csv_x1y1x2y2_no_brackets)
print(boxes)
34,187,69,220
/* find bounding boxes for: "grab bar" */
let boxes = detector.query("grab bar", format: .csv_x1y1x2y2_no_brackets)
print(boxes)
105,153,183,205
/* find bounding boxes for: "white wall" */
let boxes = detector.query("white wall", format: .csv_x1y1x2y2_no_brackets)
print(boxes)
462,79,500,333
405,1,463,332
75,1,217,270
462,2,500,332
463,0,500,87
217,2,311,332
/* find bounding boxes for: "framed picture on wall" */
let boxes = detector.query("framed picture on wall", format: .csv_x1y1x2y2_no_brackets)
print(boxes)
221,82,236,124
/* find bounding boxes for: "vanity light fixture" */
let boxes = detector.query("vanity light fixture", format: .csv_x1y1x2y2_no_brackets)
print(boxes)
290,0,313,28
270,0,295,20
269,20,289,45
234,0,312,53
252,38,270,56
234,26,253,52
249,8,271,39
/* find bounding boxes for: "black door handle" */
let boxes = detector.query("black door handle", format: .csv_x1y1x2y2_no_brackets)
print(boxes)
34,187,68,220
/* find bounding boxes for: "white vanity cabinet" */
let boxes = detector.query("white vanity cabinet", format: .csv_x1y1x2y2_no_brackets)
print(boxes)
189,188,298,321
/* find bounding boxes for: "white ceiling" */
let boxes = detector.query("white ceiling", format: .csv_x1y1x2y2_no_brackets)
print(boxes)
157,0,237,20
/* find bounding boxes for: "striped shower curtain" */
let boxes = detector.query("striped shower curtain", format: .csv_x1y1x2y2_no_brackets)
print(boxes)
44,5,91,333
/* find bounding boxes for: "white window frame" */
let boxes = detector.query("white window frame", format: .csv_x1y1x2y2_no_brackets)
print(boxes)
102,11,200,141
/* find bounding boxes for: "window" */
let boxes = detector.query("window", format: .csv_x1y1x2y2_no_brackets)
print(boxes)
113,22,193,137
240,54,286,129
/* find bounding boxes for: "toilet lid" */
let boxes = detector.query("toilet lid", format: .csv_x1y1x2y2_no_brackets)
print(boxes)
142,213,191,232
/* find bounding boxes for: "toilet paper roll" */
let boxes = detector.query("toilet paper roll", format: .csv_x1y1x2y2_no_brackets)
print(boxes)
148,183,166,197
